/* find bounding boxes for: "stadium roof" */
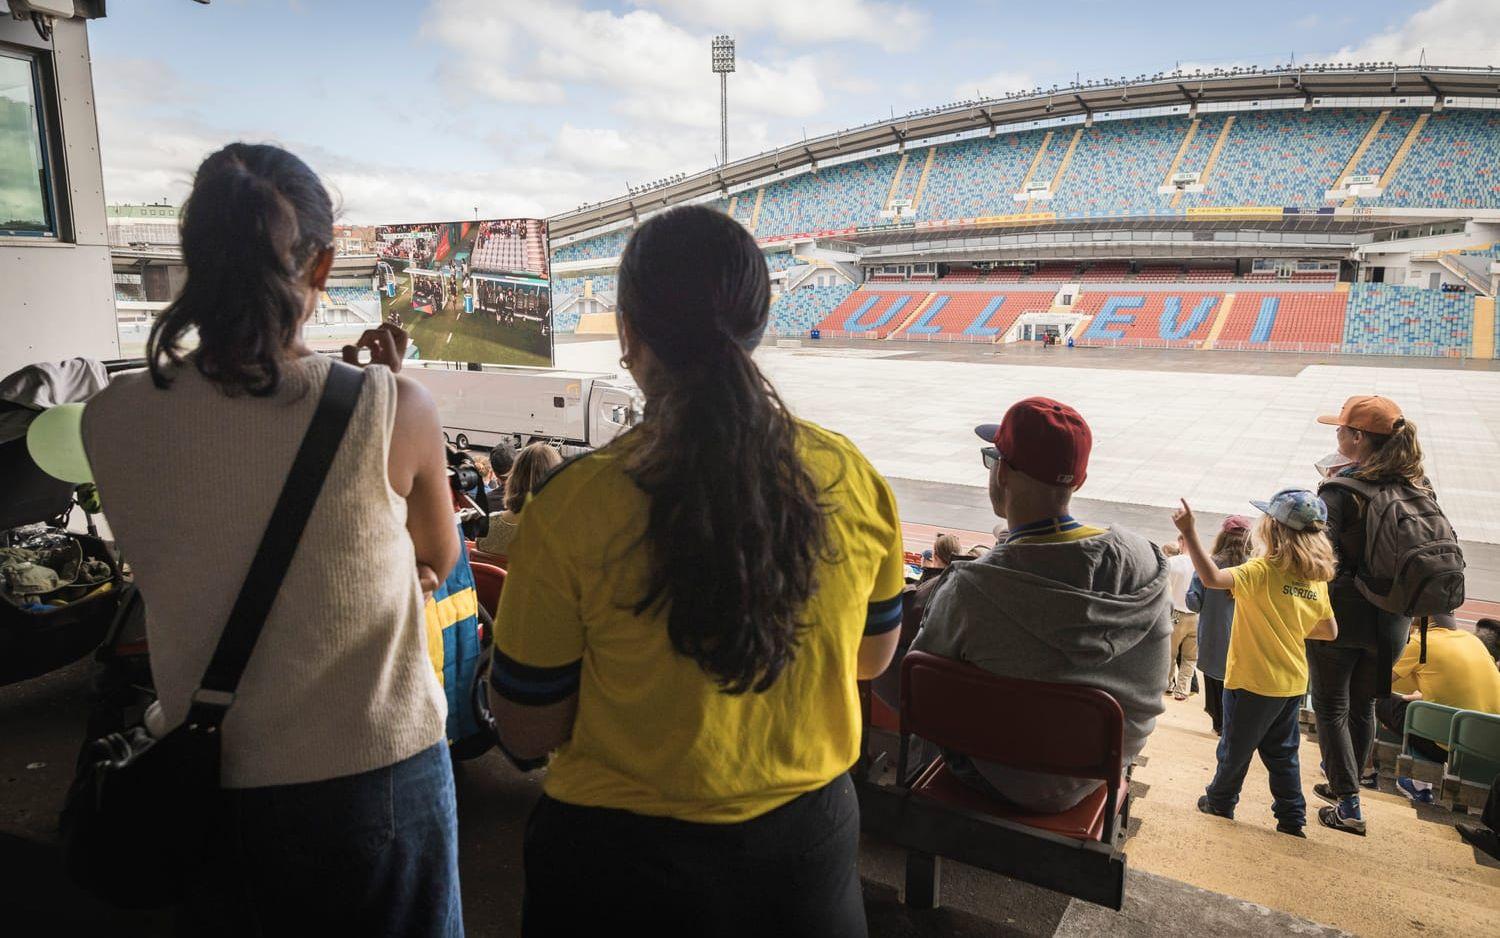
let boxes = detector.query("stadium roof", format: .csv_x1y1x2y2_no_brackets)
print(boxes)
548,65,1500,241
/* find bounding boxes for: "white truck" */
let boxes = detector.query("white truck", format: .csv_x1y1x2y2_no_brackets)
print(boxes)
403,363,641,456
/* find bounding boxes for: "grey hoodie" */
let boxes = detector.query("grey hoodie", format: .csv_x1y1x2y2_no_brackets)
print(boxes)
911,526,1172,812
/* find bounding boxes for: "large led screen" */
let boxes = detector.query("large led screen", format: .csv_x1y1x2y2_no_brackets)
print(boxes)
376,218,552,366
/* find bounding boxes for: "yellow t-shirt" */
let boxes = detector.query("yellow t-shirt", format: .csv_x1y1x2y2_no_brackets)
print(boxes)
492,421,905,823
1223,557,1333,698
1392,629,1500,716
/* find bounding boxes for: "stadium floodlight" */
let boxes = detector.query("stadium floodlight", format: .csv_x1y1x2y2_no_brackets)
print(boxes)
711,35,736,167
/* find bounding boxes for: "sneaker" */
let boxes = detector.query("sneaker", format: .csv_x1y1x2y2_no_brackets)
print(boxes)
1313,782,1339,805
1197,796,1233,820
1396,777,1435,804
1276,822,1306,838
1318,801,1366,836
1359,772,1379,791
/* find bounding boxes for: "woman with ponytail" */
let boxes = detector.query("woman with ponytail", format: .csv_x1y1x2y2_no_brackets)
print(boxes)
491,205,903,936
1310,395,1435,836
82,144,463,934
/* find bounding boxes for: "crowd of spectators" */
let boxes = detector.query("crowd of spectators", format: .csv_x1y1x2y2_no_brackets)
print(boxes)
70,144,1500,935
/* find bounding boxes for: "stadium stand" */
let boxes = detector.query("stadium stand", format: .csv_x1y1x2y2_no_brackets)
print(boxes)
771,283,858,334
754,156,900,236
1074,291,1224,346
816,290,930,337
1214,291,1349,349
895,291,1055,338
1184,266,1235,282
764,252,801,273
1137,264,1184,283
1341,282,1473,356
553,229,630,262
915,133,1035,222
1048,116,1184,217
1080,261,1131,282
1349,108,1417,182
326,285,378,304
1383,109,1500,209
1177,109,1370,209
1030,262,1081,281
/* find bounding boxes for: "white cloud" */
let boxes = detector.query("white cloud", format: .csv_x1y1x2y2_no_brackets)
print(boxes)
630,0,928,53
421,0,826,126
954,70,1034,102
92,58,595,223
1328,0,1500,66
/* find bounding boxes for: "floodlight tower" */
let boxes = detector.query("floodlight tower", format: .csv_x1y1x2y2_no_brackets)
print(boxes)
712,35,735,166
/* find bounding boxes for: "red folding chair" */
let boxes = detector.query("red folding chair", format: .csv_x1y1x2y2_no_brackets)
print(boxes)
470,562,507,619
898,650,1129,845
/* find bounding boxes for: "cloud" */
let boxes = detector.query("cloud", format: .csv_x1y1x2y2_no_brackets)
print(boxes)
1327,0,1500,66
421,0,826,126
91,57,596,223
954,70,1035,102
631,0,928,53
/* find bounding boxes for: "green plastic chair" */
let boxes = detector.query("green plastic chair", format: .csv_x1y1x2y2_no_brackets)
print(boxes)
1442,710,1500,809
1397,701,1459,785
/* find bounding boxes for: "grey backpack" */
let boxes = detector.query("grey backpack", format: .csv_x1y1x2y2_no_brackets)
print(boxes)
1320,476,1465,625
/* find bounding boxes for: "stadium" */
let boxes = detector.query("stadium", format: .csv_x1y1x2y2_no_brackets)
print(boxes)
3,3,1500,936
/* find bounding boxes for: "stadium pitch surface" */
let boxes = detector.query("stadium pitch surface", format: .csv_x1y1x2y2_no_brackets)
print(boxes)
556,337,1500,549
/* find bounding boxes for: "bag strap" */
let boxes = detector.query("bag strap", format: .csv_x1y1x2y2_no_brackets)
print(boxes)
185,362,365,730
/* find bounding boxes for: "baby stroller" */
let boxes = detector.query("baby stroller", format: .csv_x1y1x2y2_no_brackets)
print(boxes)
0,359,124,687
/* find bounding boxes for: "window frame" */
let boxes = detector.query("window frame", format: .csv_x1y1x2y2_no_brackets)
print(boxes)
0,41,69,242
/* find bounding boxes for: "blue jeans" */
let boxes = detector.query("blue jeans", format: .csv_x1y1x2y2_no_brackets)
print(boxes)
184,741,463,937
1204,689,1306,828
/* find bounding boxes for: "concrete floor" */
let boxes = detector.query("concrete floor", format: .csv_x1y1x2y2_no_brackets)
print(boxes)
0,659,1366,936
558,337,1500,545
7,655,1496,935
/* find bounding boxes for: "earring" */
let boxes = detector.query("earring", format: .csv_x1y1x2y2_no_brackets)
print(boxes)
619,355,633,369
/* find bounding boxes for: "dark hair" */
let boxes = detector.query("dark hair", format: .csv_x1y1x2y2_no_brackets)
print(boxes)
1477,618,1500,663
147,143,334,396
617,205,828,694
488,444,516,480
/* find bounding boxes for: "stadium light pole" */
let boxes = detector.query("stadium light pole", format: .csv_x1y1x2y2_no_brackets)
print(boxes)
712,35,735,166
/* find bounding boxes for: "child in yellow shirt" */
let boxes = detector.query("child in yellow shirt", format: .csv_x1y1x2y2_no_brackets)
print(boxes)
1174,489,1338,837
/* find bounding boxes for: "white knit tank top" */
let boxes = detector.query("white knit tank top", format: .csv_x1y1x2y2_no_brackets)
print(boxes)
82,355,447,788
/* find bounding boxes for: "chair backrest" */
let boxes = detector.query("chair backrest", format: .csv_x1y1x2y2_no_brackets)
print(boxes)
1404,700,1460,748
470,562,506,618
1449,710,1500,786
900,650,1125,786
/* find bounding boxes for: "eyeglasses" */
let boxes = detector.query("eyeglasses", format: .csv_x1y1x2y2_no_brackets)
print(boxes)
981,446,1001,470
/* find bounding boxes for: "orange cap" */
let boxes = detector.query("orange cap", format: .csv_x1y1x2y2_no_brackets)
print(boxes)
1316,395,1403,435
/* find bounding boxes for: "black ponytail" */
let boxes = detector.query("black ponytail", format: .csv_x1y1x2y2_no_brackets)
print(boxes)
618,205,829,694
147,143,334,396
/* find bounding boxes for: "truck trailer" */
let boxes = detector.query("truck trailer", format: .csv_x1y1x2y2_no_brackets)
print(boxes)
403,363,640,455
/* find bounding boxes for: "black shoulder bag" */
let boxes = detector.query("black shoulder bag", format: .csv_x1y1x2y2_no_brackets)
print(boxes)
60,362,365,909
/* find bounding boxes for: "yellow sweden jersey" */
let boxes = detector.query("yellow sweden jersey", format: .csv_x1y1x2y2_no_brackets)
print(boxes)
492,421,905,823
1224,557,1333,698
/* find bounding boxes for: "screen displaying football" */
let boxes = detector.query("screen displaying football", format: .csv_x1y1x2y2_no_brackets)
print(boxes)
375,218,553,366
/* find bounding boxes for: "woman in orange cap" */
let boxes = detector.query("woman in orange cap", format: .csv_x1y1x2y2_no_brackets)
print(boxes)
1310,395,1433,835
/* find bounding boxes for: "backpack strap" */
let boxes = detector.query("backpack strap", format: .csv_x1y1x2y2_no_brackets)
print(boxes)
1317,475,1381,499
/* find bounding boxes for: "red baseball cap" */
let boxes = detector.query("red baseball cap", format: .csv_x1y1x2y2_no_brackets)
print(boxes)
975,397,1092,488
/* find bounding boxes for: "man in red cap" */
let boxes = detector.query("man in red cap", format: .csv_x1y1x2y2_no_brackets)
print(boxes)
912,397,1172,813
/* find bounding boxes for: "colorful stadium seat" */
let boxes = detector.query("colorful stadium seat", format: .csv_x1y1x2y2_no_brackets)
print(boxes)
1074,291,1223,346
1342,283,1472,356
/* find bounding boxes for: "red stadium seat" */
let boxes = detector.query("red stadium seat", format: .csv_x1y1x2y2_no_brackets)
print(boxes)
470,562,507,617
897,650,1129,845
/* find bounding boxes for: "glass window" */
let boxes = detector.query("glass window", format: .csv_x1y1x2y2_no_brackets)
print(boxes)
0,52,53,237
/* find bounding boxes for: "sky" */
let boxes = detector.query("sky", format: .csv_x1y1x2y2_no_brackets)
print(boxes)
88,0,1500,225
